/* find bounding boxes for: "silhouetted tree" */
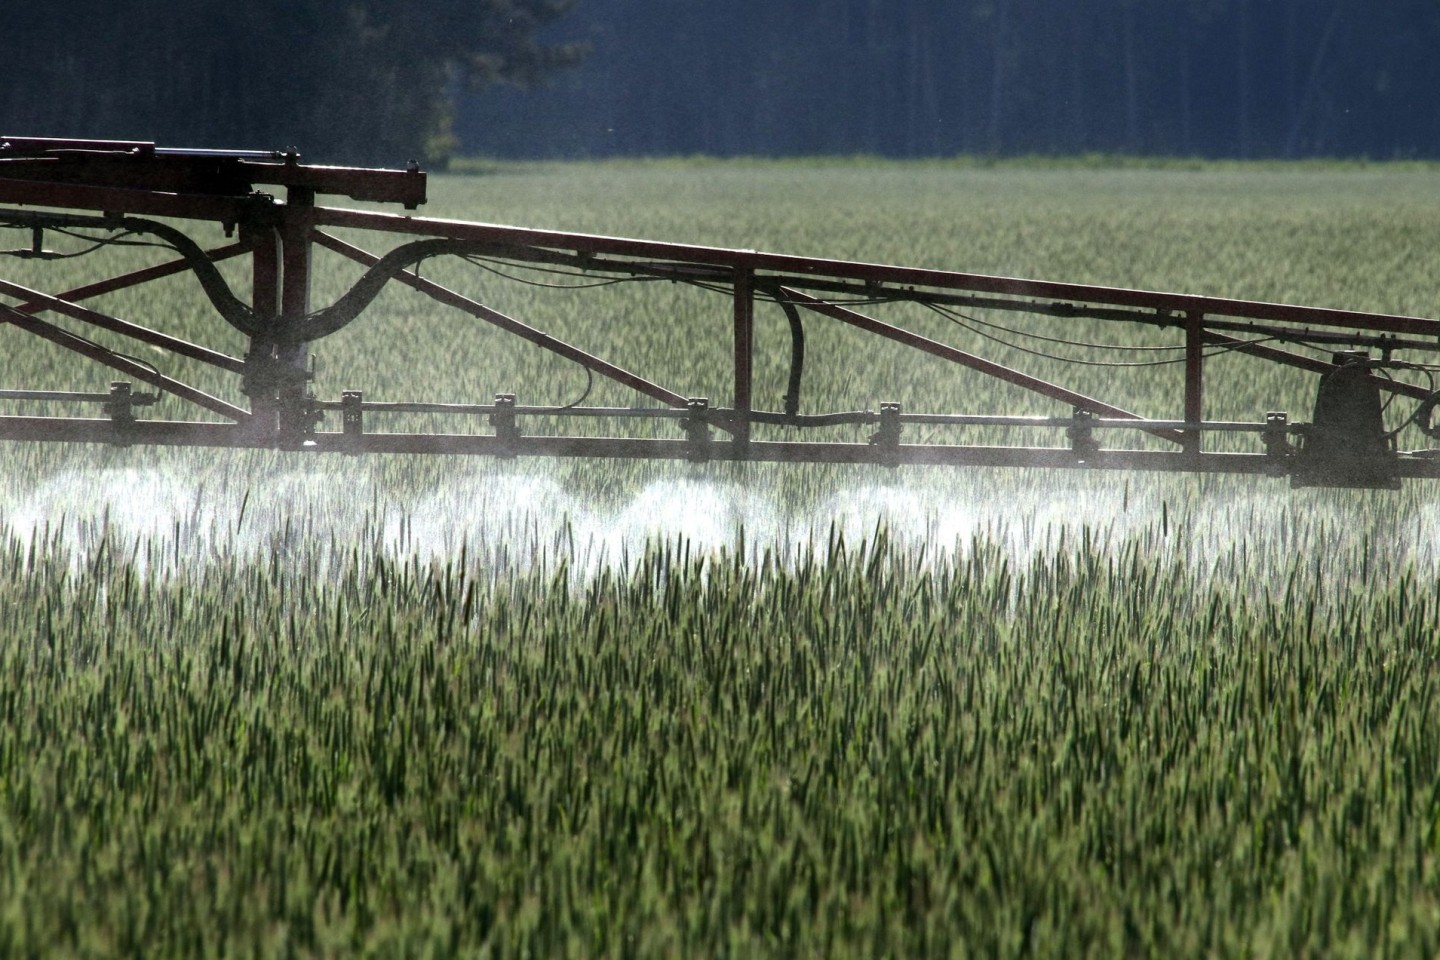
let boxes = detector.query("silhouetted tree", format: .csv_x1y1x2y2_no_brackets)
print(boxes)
0,0,585,166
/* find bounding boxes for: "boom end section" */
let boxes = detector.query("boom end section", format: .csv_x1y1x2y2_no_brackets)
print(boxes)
1291,352,1401,490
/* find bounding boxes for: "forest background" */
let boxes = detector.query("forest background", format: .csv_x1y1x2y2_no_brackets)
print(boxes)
1,1,1437,165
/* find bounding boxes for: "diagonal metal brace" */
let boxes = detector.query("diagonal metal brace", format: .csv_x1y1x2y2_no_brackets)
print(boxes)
779,287,1186,446
312,229,698,414
0,302,249,420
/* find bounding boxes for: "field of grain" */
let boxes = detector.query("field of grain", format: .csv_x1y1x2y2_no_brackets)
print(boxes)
3,161,1440,957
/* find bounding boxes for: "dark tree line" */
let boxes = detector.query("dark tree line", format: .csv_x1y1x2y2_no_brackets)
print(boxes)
462,0,1440,160
6,2,1438,165
0,1,583,166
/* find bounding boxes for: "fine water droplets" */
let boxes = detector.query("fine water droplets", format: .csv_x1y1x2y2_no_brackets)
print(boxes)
2,458,1437,589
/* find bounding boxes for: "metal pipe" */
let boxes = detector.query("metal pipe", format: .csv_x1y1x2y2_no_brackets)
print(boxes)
733,267,755,451
1184,311,1205,454
4,416,1438,481
0,389,121,403
313,206,1440,339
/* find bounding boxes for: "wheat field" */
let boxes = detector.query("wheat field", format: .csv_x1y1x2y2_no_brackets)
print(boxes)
2,160,1439,957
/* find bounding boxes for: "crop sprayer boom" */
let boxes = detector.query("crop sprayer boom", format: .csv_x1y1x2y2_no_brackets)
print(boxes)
3,137,1440,488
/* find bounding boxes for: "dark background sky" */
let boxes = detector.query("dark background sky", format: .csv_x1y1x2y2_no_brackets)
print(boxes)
3,1,1437,165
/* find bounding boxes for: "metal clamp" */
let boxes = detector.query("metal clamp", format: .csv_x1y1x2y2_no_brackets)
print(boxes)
1262,411,1292,472
868,401,902,466
490,393,520,454
685,398,711,463
103,381,139,426
101,381,157,442
241,347,312,399
1068,408,1100,463
341,390,364,436
279,396,324,445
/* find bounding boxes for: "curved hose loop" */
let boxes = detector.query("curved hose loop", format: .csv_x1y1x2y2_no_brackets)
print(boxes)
115,220,485,344
766,289,806,419
276,238,475,343
115,216,266,337
1412,391,1440,439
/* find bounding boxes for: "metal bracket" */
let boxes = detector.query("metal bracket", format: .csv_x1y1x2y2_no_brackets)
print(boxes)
490,393,520,455
103,381,158,421
283,385,324,444
1262,411,1292,473
337,390,364,456
1068,408,1100,463
241,344,313,397
868,401,902,466
103,381,139,426
341,390,364,436
685,398,711,463
101,381,157,444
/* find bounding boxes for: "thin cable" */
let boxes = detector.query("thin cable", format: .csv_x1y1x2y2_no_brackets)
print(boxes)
463,255,661,290
535,364,594,412
925,302,1276,367
473,255,909,306
1385,368,1438,439
429,254,605,410
929,301,1187,353
1378,366,1401,420
22,225,174,253
0,225,173,260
